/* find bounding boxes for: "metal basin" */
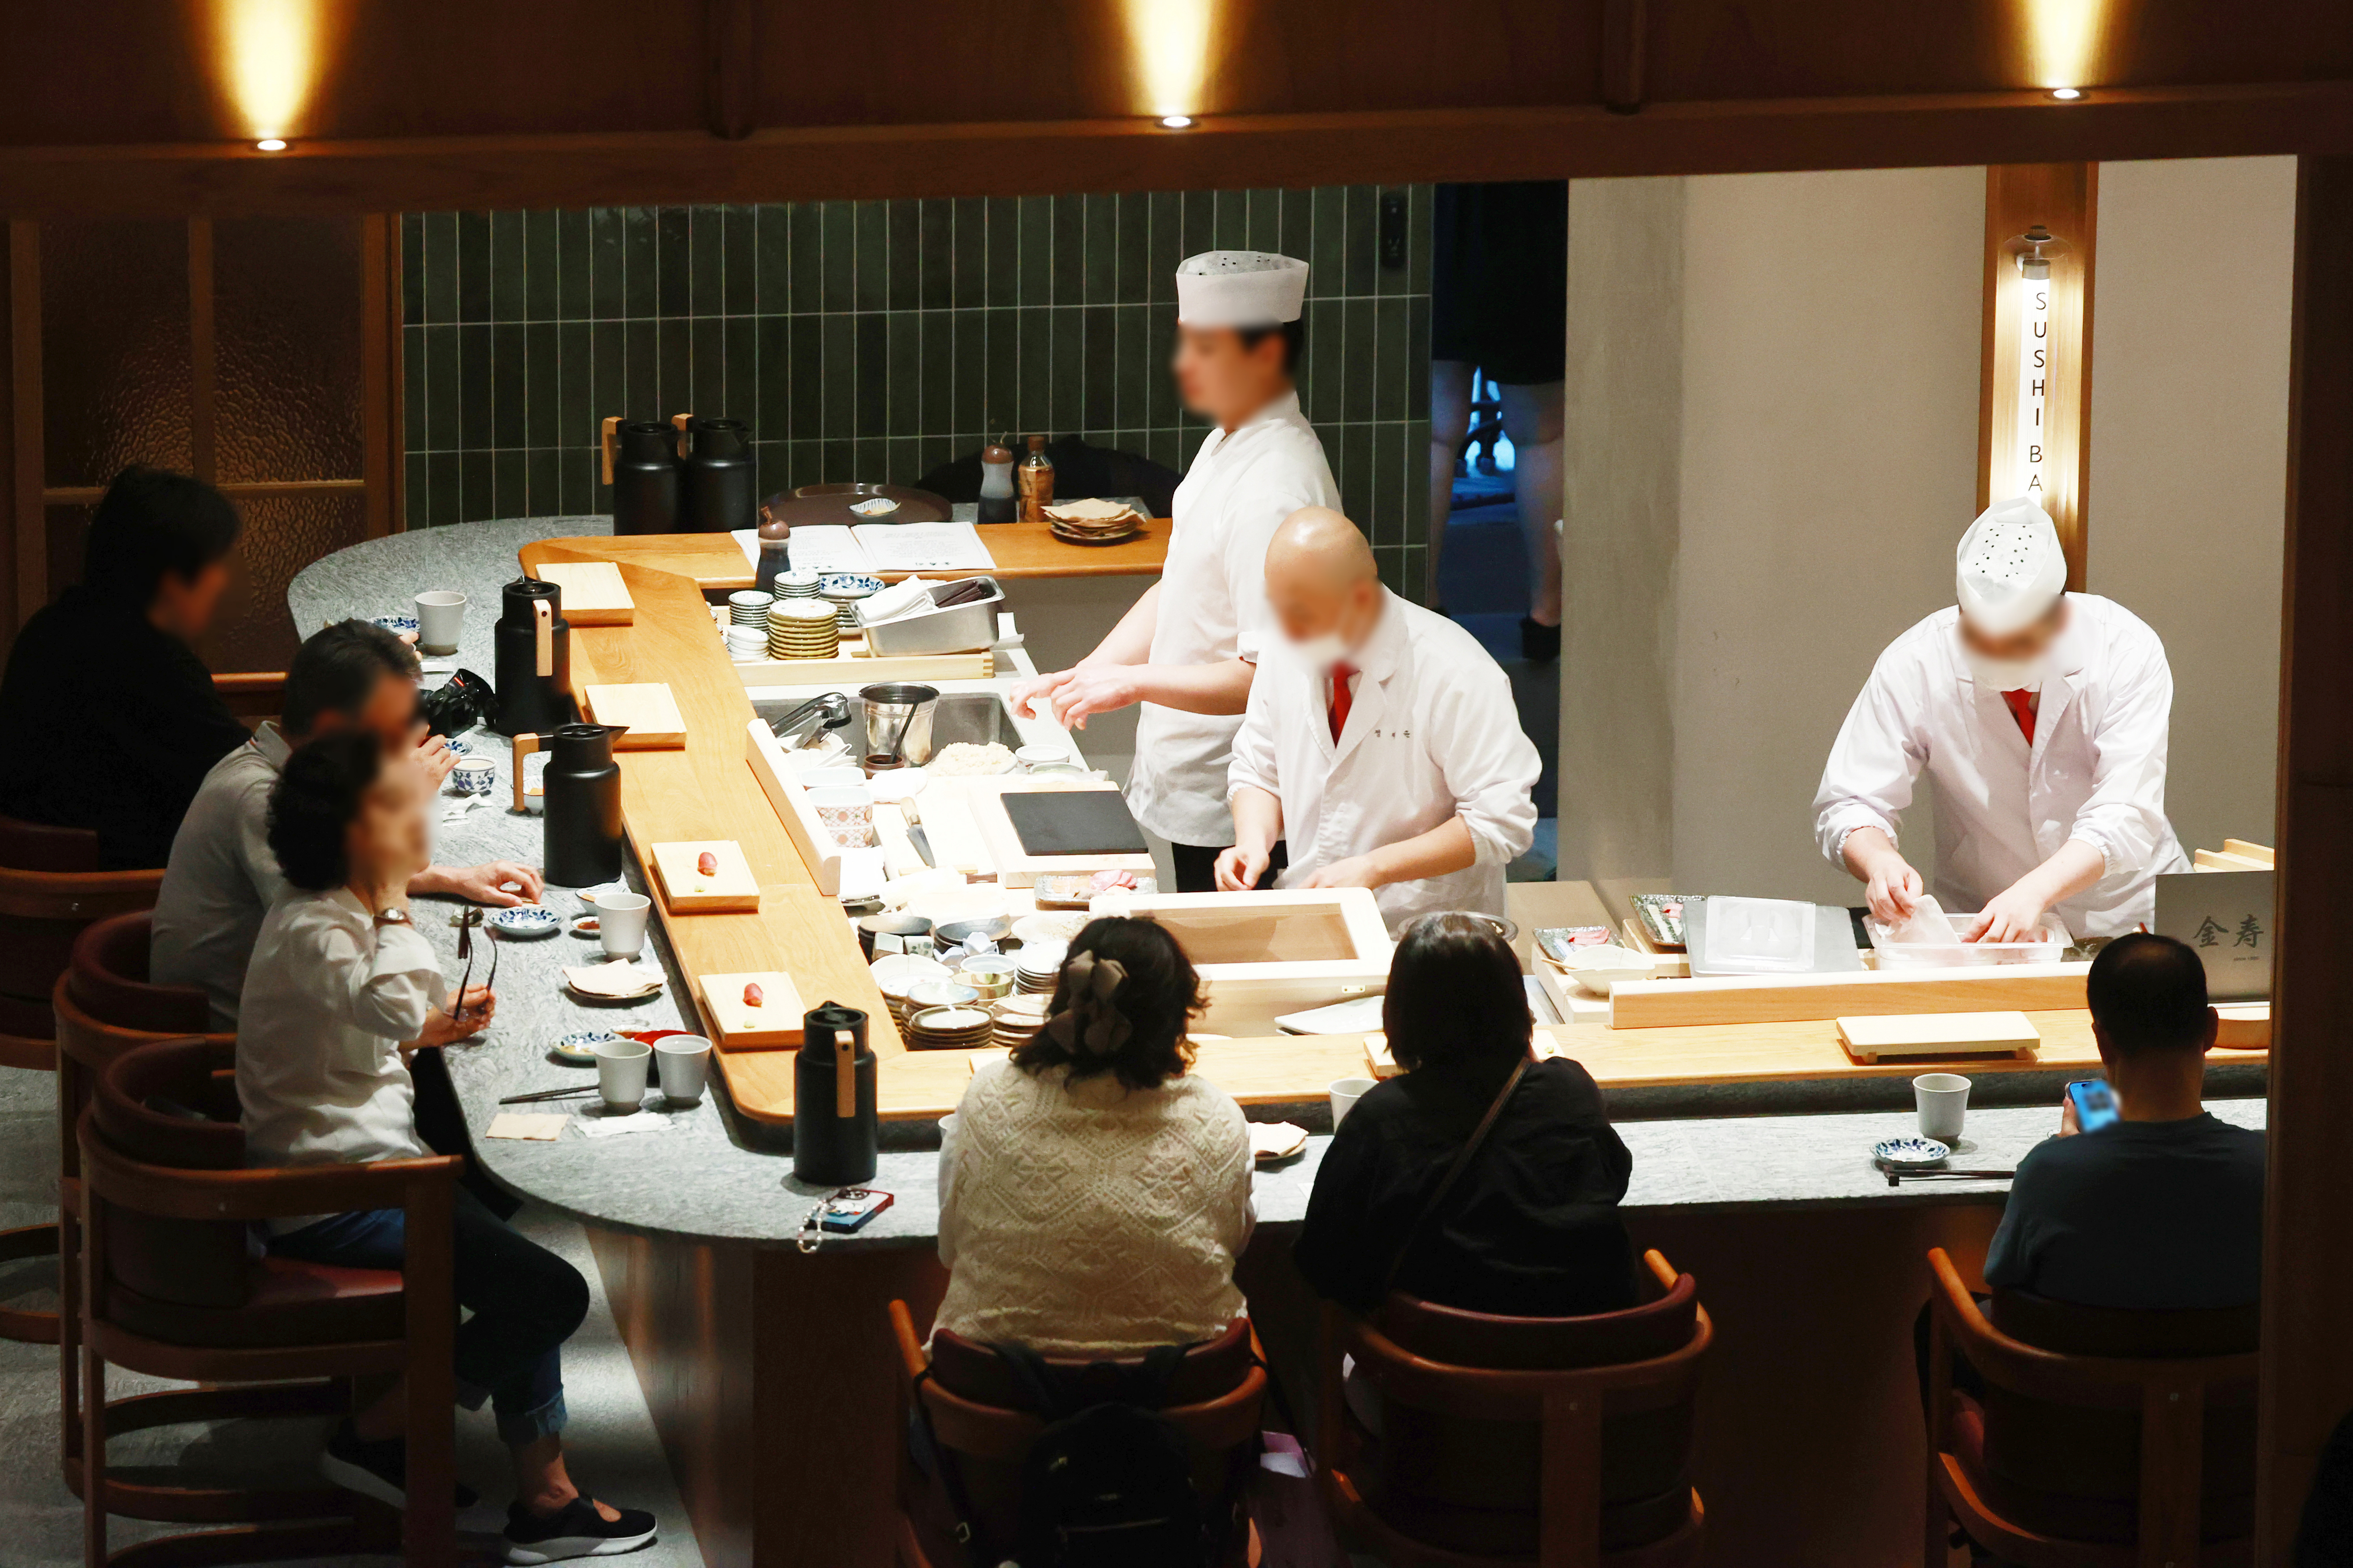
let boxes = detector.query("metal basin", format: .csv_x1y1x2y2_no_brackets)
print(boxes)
749,689,1022,766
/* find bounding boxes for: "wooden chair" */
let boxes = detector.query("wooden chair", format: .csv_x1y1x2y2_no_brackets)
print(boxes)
886,1302,1267,1568
1922,1246,2258,1568
0,815,168,1346
1315,1248,1711,1568
54,911,235,1508
78,1036,462,1567
213,671,287,728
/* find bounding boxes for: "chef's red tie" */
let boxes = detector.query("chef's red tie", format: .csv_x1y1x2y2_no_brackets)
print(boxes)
2001,688,2037,745
1328,662,1357,744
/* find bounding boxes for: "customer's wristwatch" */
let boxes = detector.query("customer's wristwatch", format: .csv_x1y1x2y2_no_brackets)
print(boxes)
372,906,412,928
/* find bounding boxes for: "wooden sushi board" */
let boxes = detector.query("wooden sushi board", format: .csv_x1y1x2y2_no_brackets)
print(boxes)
531,561,635,625
1835,1010,2042,1063
582,682,687,748
649,839,762,913
695,970,807,1049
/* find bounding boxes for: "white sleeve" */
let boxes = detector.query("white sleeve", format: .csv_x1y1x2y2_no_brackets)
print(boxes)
1427,663,1541,867
238,776,291,909
1813,650,1929,866
322,920,442,1043
1221,461,1328,663
1226,659,1284,802
2067,630,2178,875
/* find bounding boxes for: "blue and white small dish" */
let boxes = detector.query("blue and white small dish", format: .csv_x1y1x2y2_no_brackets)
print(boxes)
819,573,886,596
444,736,470,756
1874,1136,1951,1169
373,615,419,637
551,1029,619,1065
487,905,562,939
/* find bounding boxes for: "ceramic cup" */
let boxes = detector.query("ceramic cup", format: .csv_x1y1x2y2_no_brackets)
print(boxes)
598,892,652,959
1015,743,1069,772
415,590,466,654
655,1035,713,1105
808,786,875,848
1914,1072,1972,1143
595,1038,652,1112
449,756,496,796
1329,1076,1377,1129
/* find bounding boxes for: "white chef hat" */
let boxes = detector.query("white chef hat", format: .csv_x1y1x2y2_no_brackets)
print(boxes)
1175,251,1309,328
1955,496,2067,635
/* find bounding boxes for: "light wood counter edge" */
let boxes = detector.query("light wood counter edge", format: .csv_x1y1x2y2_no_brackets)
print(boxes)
532,520,1169,595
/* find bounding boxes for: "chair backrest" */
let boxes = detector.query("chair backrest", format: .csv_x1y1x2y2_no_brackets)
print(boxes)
88,1037,252,1310
1344,1250,1709,1557
907,1315,1265,1563
68,910,211,1035
1978,1287,2259,1534
0,814,102,873
0,816,166,1053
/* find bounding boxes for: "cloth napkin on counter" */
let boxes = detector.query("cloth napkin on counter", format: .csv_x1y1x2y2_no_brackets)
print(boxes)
561,959,664,998
855,576,938,626
574,1102,701,1137
485,1113,566,1141
1248,1122,1309,1163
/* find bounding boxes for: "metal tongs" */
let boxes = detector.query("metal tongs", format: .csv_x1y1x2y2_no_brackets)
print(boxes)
768,690,855,749
451,906,499,1019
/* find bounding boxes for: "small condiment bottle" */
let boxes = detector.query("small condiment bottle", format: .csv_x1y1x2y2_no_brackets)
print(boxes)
756,516,791,596
978,440,1017,525
1018,435,1054,523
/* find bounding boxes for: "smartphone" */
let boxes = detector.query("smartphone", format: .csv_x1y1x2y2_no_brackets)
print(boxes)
818,1188,896,1234
2067,1079,2119,1133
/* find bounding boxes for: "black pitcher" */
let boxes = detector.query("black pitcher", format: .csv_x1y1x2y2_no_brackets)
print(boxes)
682,416,756,534
491,577,574,736
611,420,684,535
512,723,628,888
794,1002,878,1185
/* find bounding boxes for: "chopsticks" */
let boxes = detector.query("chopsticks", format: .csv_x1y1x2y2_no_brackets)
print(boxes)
499,1085,601,1106
1882,1167,2015,1186
449,907,501,1019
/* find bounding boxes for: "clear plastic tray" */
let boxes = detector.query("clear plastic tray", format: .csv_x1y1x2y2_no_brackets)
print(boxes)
1865,909,2072,968
1695,896,1819,974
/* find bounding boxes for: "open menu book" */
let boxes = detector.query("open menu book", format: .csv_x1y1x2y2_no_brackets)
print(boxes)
730,522,996,577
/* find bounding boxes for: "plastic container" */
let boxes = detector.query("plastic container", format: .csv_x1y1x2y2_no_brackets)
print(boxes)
1693,896,1818,975
1866,910,2072,969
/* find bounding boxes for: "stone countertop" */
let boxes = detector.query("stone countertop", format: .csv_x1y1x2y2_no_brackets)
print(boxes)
286,521,2270,1255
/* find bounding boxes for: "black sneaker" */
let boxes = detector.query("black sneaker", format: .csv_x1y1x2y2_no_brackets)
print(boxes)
503,1496,659,1563
318,1419,479,1510
1519,616,1561,663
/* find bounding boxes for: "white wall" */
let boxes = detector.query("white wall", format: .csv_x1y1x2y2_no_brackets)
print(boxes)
2087,156,2295,855
1671,168,1987,899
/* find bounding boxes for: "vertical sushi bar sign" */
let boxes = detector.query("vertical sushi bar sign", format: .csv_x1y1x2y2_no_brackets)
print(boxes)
1982,196,2092,590
2013,232,2058,506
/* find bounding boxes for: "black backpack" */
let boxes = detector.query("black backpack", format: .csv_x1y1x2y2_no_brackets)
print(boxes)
971,1342,1214,1568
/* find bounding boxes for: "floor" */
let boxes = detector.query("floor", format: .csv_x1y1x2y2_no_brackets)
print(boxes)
0,1064,697,1568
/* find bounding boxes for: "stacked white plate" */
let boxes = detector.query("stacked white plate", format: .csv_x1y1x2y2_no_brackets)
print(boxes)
872,953,953,1025
774,568,822,602
1015,941,1067,995
728,589,775,628
990,995,1050,1049
723,624,766,661
768,598,840,659
907,1004,995,1050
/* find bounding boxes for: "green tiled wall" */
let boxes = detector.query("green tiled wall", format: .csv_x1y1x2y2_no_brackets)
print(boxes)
399,188,1436,593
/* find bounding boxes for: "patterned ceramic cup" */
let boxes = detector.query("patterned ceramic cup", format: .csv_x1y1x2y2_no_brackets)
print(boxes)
808,786,875,848
450,756,497,795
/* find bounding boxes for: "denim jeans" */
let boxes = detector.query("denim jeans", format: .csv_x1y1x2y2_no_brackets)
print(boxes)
272,1185,586,1445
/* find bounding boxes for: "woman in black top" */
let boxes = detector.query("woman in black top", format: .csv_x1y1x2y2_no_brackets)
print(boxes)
1294,912,1634,1318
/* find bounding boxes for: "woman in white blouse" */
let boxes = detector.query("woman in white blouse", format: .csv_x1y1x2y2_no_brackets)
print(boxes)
935,918,1255,1355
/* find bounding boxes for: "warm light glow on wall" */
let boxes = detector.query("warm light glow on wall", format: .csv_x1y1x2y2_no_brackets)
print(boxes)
2020,0,2108,90
2014,253,2054,503
1989,223,2083,560
215,0,321,140
1123,0,1215,119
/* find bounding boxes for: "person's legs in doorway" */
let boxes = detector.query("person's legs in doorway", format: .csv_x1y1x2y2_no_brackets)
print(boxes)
1425,359,1476,609
1499,379,1565,659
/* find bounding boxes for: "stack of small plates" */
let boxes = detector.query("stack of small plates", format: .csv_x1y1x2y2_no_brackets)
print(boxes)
906,1003,995,1050
990,995,1050,1049
728,589,775,628
1015,942,1066,995
1044,499,1145,546
958,956,1017,1000
821,573,885,633
774,568,822,602
906,978,980,1016
723,624,766,662
768,599,841,659
871,953,953,1025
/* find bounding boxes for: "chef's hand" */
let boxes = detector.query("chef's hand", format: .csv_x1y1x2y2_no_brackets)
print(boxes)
413,860,545,908
1858,848,1923,923
416,986,495,1047
1049,667,1142,731
1972,883,2050,944
1213,843,1271,893
1008,668,1077,722
1300,855,1386,892
412,732,458,789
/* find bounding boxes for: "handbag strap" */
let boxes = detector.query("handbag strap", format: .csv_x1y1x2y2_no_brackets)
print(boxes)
1377,1055,1531,1301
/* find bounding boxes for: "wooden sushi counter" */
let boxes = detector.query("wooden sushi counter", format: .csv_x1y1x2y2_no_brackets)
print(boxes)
516,531,2270,1128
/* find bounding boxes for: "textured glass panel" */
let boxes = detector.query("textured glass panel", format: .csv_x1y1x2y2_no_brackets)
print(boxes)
193,493,368,675
216,216,366,483
41,221,192,488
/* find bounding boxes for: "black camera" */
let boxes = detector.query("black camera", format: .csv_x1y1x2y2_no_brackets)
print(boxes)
416,667,496,738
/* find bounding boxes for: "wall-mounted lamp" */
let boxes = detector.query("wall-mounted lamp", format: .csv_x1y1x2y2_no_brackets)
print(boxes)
255,136,288,151
1159,114,1194,129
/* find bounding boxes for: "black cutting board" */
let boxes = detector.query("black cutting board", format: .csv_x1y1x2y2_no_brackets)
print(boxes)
1002,790,1150,858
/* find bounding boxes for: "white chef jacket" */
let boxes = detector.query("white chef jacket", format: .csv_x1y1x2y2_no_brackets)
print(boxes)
1126,390,1339,846
1229,589,1540,932
1812,595,2189,938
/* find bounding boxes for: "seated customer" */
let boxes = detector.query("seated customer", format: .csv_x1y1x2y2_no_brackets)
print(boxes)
1984,931,2265,1309
1295,911,1635,1317
0,466,252,867
935,916,1255,1355
243,732,655,1561
154,618,543,1031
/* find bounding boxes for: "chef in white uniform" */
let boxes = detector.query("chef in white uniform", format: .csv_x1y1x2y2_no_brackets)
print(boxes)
1010,251,1340,890
1218,507,1539,930
1813,497,2189,940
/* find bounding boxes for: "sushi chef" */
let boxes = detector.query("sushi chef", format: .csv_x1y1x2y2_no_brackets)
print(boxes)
1010,251,1340,892
1217,507,1540,929
1812,497,2188,940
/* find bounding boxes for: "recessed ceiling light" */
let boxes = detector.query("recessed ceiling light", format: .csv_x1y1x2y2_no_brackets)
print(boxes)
1159,115,1194,129
255,137,288,151
2049,87,2081,101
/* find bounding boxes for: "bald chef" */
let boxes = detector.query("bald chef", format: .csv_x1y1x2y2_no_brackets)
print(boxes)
1813,498,2188,940
1011,251,1339,891
1217,508,1540,928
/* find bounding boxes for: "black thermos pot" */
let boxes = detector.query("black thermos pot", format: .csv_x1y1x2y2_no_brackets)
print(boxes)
491,577,574,736
514,723,628,888
794,1002,878,1185
683,416,756,535
611,421,684,536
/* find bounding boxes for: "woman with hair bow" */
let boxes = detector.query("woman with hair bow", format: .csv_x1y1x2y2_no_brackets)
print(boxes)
932,917,1256,1356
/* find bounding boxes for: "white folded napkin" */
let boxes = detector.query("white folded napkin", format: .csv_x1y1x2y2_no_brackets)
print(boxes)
855,576,937,626
562,959,664,997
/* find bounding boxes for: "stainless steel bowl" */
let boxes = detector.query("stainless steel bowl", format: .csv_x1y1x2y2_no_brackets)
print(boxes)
859,682,939,766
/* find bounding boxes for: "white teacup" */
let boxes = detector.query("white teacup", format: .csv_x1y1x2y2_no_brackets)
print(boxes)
1914,1072,1972,1143
1329,1076,1376,1129
598,892,652,959
415,590,466,654
449,756,496,796
655,1035,712,1105
808,786,875,848
595,1038,652,1112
